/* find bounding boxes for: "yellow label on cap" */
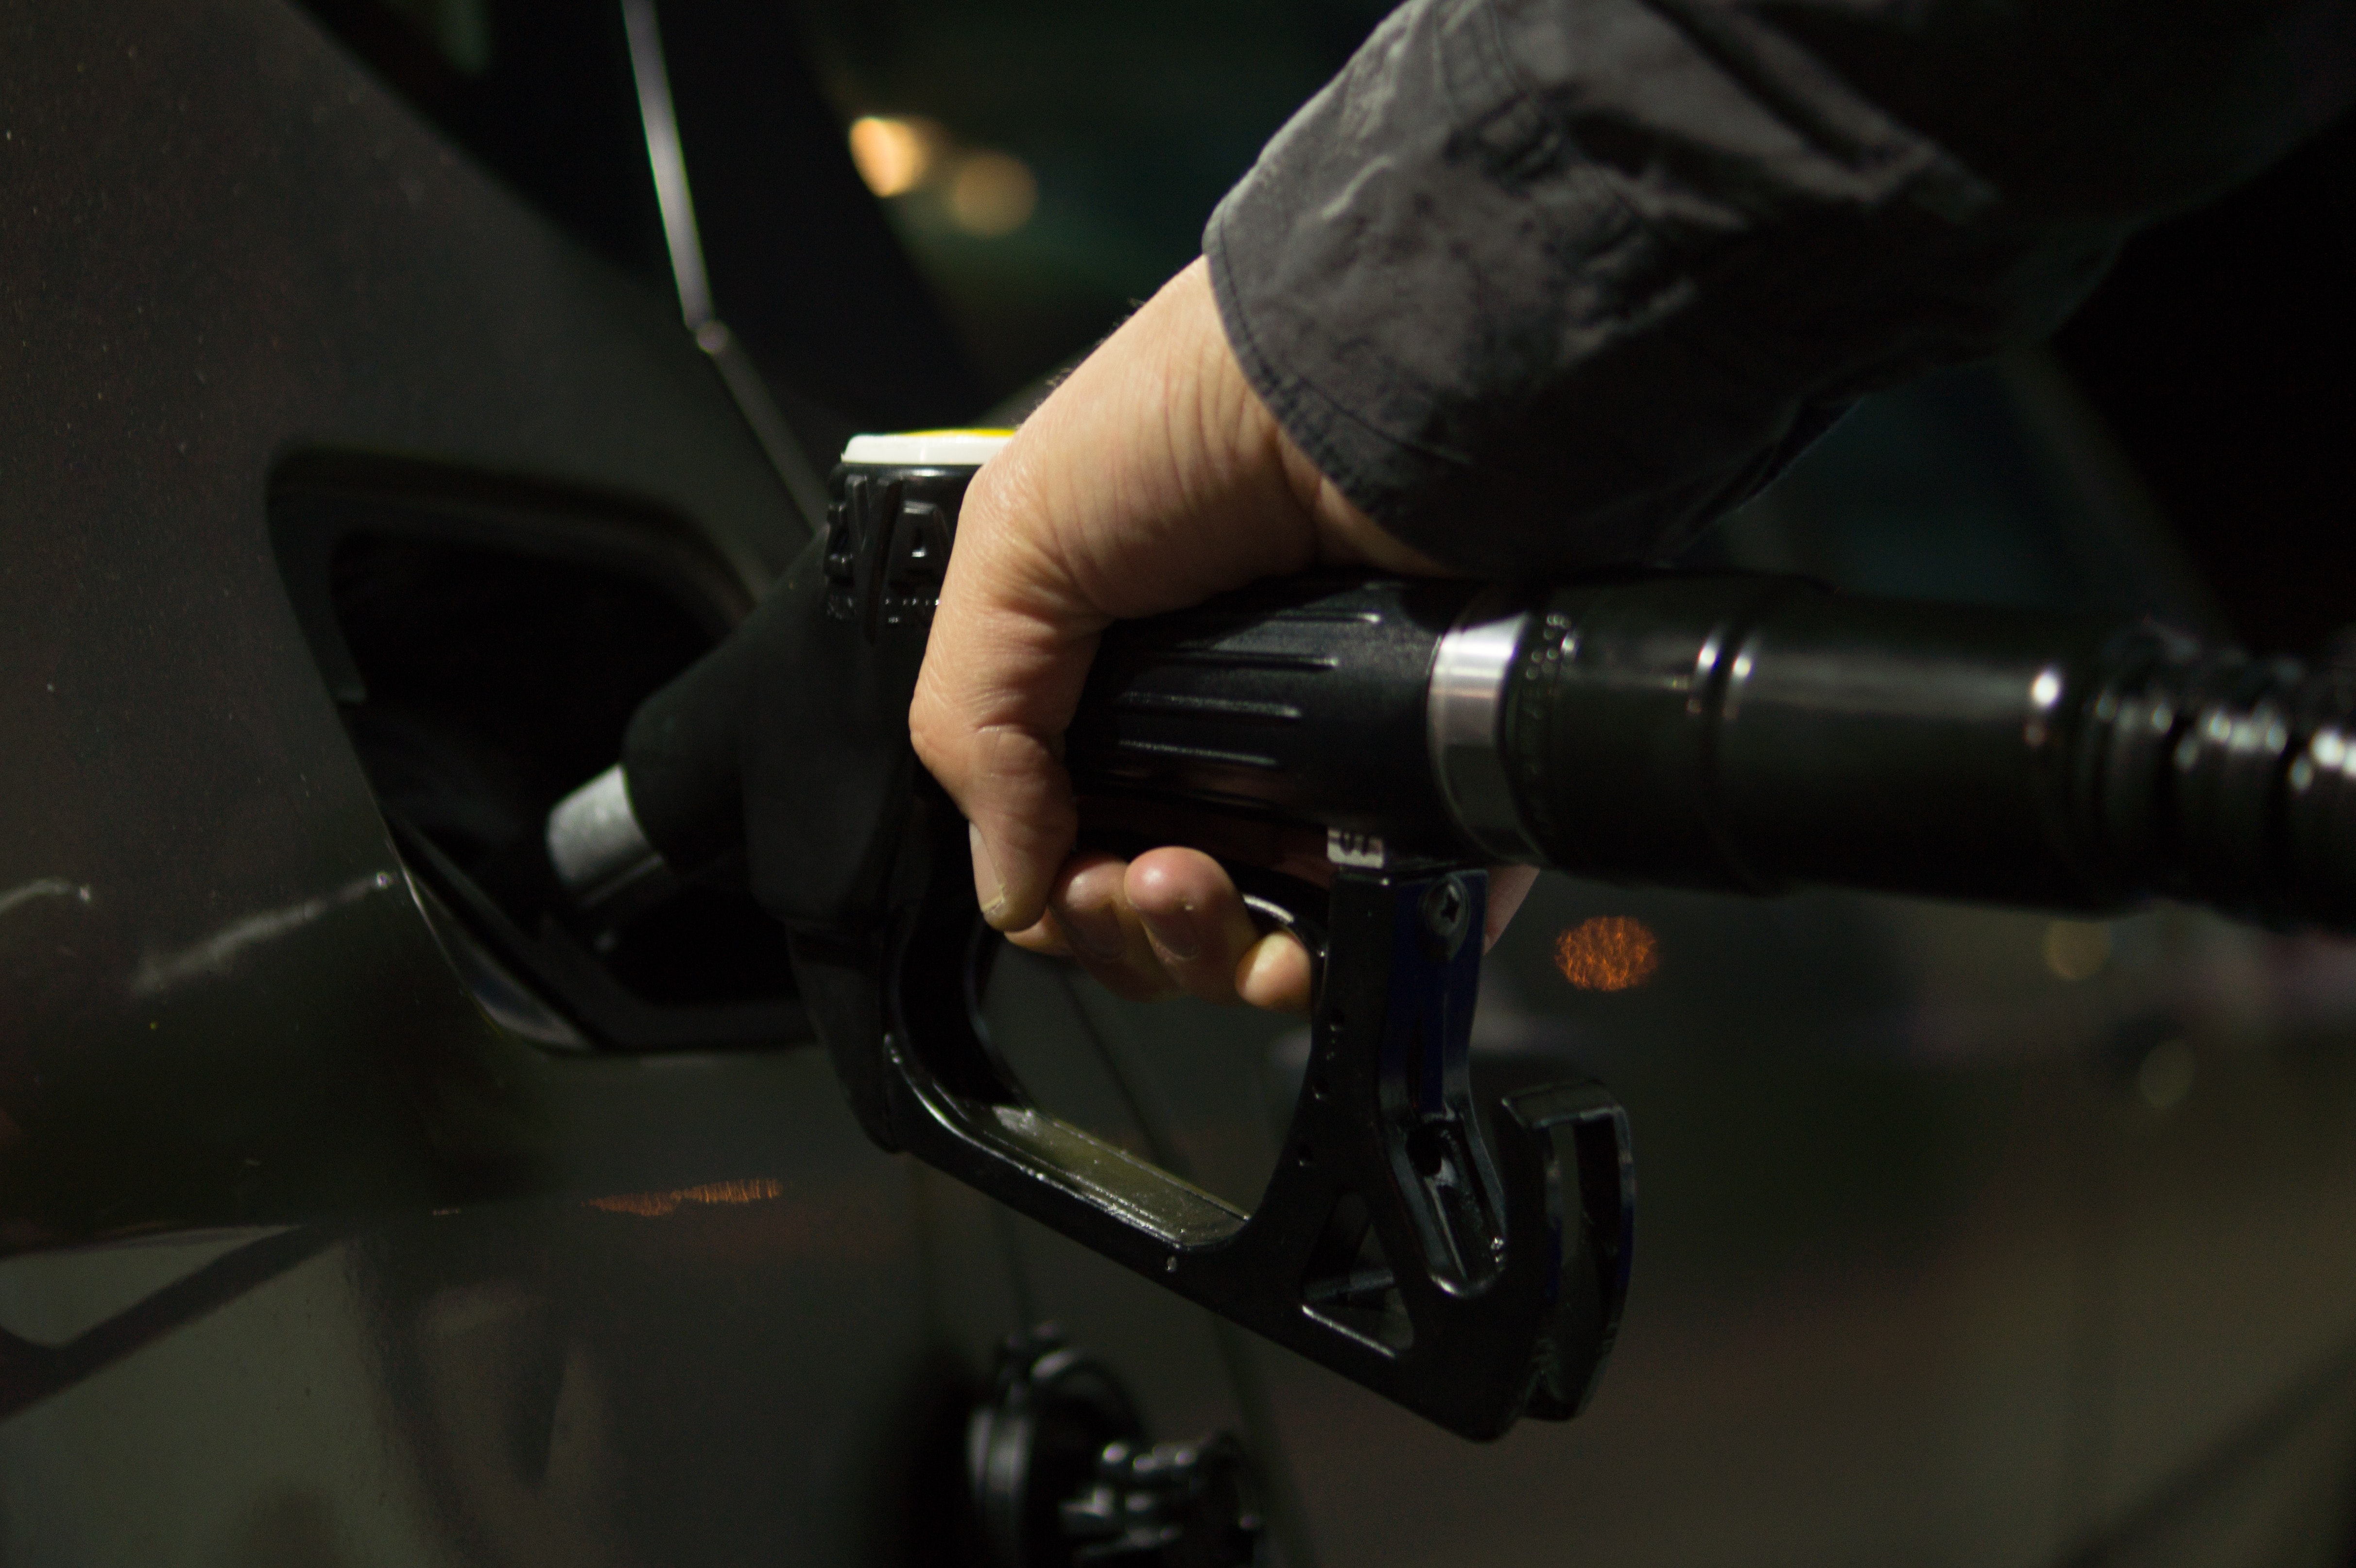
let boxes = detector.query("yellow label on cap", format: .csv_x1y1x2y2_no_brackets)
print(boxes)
840,430,1015,466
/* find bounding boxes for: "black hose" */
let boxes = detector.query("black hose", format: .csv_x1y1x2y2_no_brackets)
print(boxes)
1498,576,2356,928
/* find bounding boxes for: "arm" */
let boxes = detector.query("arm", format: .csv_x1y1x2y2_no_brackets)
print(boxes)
1210,0,2354,573
909,0,2356,1013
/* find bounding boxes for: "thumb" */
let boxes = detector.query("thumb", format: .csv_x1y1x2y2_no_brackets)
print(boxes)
945,716,1083,933
907,451,1101,935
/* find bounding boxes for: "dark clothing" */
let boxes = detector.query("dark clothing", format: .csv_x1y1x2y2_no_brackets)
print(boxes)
1204,0,2356,575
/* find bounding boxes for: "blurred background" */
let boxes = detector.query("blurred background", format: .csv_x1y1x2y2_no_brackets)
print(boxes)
794,0,1395,397
348,0,2356,658
807,0,2356,664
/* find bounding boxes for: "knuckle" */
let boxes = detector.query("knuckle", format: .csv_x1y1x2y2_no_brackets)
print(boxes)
906,703,958,779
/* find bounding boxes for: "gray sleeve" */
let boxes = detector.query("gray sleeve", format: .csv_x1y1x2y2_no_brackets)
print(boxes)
1204,0,2356,575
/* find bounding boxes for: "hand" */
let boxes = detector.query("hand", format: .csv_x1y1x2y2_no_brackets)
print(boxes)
908,258,1537,1013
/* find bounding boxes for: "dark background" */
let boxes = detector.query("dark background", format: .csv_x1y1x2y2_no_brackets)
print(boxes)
304,0,2356,656
2052,111,2356,657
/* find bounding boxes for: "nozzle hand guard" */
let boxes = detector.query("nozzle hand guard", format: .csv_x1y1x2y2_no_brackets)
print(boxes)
568,443,2356,1442
654,468,1634,1442
799,812,1631,1440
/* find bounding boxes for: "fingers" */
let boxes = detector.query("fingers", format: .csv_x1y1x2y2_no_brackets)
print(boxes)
902,256,1463,1000
907,448,1096,932
909,262,1311,934
1042,847,1313,1014
1042,851,1182,1004
952,719,1083,932
910,259,1435,939
1034,852,1531,1013
1125,848,1269,1003
1234,930,1314,1013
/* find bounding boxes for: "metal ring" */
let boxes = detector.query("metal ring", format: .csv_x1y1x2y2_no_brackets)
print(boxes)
1426,587,1544,863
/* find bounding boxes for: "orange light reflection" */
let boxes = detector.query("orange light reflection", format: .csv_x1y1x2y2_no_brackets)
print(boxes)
1553,916,1660,991
588,1177,784,1218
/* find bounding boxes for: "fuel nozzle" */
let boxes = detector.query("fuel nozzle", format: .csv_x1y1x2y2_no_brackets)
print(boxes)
552,446,2356,934
1056,570,2356,930
533,431,2354,1442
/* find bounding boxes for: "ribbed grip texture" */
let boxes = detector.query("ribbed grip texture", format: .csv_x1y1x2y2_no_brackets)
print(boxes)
1066,575,1465,843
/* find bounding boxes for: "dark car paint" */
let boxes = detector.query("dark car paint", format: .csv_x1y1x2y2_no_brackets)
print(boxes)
0,0,823,1240
6,2,2356,1565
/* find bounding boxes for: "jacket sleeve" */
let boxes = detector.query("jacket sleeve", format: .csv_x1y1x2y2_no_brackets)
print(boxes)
1204,0,2356,575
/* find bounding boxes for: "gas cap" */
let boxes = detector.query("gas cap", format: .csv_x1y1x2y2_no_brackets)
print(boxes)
1057,1434,1264,1567
967,1329,1265,1568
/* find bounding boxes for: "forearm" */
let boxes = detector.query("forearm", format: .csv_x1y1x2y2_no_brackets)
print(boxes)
1207,0,2356,575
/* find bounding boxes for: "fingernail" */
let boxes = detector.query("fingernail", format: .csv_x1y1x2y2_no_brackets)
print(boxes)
1062,900,1126,961
970,823,1010,925
1138,903,1201,963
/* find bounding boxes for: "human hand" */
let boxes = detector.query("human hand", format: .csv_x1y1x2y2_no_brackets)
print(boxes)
907,258,1537,1013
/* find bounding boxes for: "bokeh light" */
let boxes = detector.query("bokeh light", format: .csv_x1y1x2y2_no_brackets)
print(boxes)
949,150,1039,237
847,115,938,197
2042,920,2112,981
1554,916,1661,991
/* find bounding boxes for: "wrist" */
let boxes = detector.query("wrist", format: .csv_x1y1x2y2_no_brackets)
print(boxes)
1171,257,1444,577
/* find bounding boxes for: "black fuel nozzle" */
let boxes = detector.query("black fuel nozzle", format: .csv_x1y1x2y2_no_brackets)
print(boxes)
554,550,2356,943
539,435,2352,1443
1057,570,2356,932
